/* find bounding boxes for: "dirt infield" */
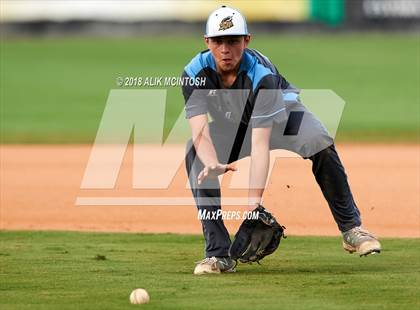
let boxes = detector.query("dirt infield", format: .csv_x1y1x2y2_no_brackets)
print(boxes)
1,144,418,238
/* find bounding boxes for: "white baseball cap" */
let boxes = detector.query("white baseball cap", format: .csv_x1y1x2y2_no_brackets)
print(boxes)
205,5,249,38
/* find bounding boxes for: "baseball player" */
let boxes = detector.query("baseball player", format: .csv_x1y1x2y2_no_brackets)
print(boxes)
182,6,381,275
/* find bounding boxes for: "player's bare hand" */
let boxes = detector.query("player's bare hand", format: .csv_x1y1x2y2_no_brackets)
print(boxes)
197,163,237,185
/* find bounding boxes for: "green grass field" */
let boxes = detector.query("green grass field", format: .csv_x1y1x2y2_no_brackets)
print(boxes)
0,231,419,309
1,33,419,143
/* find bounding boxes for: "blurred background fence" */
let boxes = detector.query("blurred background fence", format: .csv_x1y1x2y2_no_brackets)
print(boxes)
1,0,419,37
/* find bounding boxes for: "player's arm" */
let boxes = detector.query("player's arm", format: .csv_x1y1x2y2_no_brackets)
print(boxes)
247,75,279,209
248,126,272,209
188,114,236,185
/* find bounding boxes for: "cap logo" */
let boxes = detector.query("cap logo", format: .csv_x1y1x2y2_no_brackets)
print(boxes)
219,16,234,31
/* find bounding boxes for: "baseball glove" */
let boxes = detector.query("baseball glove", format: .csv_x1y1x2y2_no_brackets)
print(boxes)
229,204,286,264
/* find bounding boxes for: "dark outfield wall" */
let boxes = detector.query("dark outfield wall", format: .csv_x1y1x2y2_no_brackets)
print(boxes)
1,0,419,37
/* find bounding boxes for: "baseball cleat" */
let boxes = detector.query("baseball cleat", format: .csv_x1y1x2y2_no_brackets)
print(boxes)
193,256,236,275
342,226,382,257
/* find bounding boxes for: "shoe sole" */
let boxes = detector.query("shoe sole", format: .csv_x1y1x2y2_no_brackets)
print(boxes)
342,241,381,257
194,271,220,275
193,266,236,275
194,269,236,275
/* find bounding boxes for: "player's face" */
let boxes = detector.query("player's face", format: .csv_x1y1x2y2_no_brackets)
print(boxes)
205,35,251,74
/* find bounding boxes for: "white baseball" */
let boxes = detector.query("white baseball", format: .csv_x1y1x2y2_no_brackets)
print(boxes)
129,288,150,305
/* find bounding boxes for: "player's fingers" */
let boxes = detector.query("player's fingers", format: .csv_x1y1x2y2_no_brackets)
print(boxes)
197,169,205,184
225,164,237,172
197,167,209,184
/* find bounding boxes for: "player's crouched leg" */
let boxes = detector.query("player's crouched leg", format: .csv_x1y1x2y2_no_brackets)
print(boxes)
308,144,381,256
